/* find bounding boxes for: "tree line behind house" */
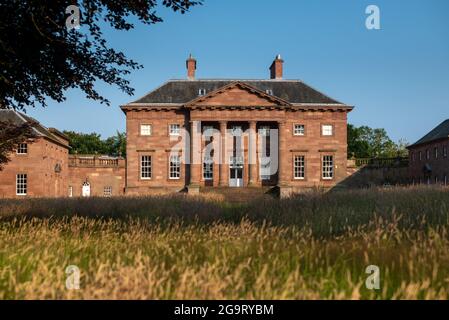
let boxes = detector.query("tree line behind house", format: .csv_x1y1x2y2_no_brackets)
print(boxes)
62,125,408,159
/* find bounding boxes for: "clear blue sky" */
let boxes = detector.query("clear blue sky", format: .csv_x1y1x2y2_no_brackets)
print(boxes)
27,0,449,144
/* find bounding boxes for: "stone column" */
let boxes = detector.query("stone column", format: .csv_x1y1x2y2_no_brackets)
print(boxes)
219,121,228,186
248,121,258,186
277,121,292,197
188,120,201,194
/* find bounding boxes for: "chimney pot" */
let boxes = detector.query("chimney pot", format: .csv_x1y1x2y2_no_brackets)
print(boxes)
186,54,196,80
269,54,284,80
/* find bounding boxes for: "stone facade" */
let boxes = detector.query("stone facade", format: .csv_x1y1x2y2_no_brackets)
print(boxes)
121,56,353,196
0,110,126,199
0,137,69,198
67,155,126,197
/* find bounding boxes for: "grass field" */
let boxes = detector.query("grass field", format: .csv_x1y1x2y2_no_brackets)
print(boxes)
1,187,449,299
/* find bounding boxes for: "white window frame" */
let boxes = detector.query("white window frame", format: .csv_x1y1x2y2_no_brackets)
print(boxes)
434,147,439,159
203,156,214,180
140,155,152,180
293,124,305,136
294,155,305,180
16,173,27,195
68,186,73,197
140,124,152,136
17,143,28,154
322,155,334,180
169,124,181,136
444,146,448,158
322,124,333,136
169,154,181,180
198,88,206,96
265,89,273,95
103,186,112,197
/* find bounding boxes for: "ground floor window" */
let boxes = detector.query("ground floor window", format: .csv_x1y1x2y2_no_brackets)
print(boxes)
141,155,152,179
259,157,271,180
169,155,181,179
203,156,213,180
103,186,112,197
322,155,334,180
294,155,305,179
16,173,27,195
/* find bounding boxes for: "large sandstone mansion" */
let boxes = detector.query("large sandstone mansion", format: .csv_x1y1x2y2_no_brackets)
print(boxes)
0,55,354,198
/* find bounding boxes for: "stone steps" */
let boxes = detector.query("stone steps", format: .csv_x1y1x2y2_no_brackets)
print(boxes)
200,186,277,203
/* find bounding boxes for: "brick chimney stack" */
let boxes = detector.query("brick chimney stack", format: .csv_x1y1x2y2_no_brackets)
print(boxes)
186,54,196,80
269,54,283,80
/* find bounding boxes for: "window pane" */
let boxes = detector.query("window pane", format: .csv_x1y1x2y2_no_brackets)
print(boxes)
141,155,152,179
322,125,333,136
17,143,28,154
140,124,152,136
16,173,27,195
294,155,305,179
169,155,181,179
203,156,213,180
294,124,305,136
169,124,180,136
322,155,334,179
103,186,112,197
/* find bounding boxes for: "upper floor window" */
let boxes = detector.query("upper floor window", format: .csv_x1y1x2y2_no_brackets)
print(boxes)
265,89,273,95
103,186,112,197
16,173,27,195
434,147,439,159
322,155,334,180
444,146,448,158
198,88,207,96
294,155,305,180
169,124,181,136
169,154,181,179
293,124,305,136
411,152,416,162
322,125,333,136
17,143,27,154
68,186,73,197
140,155,152,179
140,124,152,136
419,151,422,161
426,149,430,160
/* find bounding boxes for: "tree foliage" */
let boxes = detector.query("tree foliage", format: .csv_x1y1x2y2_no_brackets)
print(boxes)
0,0,201,165
0,121,36,170
0,0,201,110
348,124,408,159
63,130,126,157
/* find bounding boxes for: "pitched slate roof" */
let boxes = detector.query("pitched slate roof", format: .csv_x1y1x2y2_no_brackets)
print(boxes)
0,109,69,148
128,79,345,105
408,119,449,148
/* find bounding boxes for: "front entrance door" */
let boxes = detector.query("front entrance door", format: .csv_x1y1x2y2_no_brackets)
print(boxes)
229,156,243,187
82,181,91,197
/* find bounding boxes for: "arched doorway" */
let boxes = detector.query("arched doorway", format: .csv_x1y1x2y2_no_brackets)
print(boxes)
82,181,91,197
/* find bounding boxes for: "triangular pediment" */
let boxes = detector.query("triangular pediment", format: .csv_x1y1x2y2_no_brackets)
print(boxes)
185,81,291,108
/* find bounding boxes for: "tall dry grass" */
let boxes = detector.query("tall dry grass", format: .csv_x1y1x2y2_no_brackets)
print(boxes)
0,186,448,299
